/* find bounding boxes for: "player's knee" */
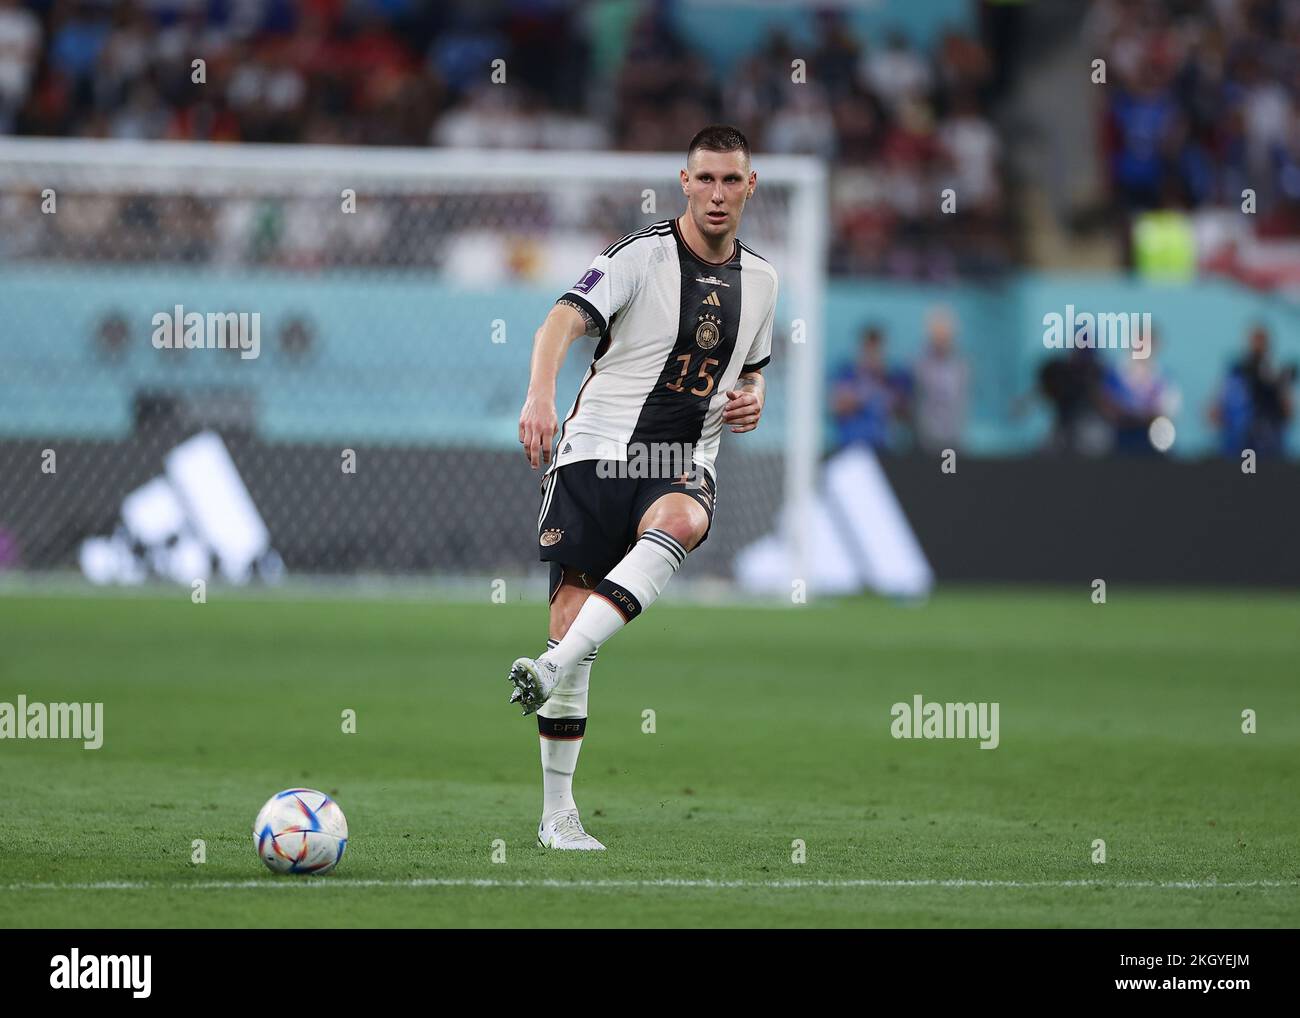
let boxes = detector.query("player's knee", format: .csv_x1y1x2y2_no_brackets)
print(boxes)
652,507,709,552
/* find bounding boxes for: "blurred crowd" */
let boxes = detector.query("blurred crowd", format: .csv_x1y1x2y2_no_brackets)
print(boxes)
831,310,971,456
0,0,1010,279
1207,322,1296,456
1033,334,1183,456
1033,322,1294,457
832,312,1294,458
1089,0,1300,231
721,19,1008,277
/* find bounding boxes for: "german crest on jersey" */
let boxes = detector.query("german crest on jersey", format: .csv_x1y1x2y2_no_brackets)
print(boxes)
696,312,721,350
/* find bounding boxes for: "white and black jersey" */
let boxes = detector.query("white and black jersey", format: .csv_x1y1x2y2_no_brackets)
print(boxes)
548,217,777,482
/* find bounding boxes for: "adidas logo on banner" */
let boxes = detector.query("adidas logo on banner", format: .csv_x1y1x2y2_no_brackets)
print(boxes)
702,291,721,307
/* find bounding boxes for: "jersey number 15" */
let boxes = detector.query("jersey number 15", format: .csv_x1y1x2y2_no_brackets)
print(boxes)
665,355,719,398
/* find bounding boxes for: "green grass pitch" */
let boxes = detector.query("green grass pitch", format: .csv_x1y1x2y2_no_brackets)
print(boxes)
1,587,1297,928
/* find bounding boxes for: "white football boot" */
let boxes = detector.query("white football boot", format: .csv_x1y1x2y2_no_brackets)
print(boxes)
538,809,606,851
507,655,563,715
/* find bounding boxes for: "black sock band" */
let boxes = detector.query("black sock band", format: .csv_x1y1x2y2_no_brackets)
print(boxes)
538,716,587,740
593,578,642,622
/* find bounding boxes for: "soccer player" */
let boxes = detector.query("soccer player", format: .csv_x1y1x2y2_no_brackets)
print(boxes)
511,125,777,850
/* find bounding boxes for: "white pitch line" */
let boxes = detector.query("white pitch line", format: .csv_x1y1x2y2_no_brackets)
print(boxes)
3,878,1298,892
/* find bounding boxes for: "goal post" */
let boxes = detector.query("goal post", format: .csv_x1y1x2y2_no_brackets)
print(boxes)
0,138,825,594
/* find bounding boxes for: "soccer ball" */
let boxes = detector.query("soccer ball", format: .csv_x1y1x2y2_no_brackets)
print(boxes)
253,788,348,875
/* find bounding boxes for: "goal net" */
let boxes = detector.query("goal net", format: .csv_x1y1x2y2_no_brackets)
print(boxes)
0,139,824,593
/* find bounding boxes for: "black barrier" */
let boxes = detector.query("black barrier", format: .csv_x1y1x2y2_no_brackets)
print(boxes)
880,454,1300,586
3,435,1297,585
0,435,780,579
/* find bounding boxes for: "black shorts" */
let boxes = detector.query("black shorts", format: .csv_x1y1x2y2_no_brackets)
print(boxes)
537,459,717,584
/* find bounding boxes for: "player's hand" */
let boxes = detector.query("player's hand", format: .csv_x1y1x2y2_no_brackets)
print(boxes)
722,389,762,433
519,392,558,469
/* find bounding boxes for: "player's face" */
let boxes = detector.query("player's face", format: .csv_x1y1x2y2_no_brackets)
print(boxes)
681,149,755,241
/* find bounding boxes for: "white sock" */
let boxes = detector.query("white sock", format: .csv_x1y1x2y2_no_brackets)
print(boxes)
545,529,685,671
538,639,594,822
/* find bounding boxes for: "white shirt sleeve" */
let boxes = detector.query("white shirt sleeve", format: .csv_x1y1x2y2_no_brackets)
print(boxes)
555,244,645,338
744,280,777,372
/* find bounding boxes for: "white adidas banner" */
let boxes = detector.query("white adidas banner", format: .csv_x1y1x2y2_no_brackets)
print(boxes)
735,445,933,598
80,430,281,586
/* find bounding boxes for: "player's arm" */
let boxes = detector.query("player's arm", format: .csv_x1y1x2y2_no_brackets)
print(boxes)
519,302,589,469
725,283,774,434
724,369,765,434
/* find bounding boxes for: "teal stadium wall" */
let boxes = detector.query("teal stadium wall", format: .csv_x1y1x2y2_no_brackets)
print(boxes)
3,266,1298,458
0,266,790,449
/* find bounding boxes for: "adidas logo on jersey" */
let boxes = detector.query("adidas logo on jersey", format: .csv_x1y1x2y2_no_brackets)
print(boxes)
702,291,722,307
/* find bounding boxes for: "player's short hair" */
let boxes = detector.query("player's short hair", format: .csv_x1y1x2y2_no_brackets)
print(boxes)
686,125,750,165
